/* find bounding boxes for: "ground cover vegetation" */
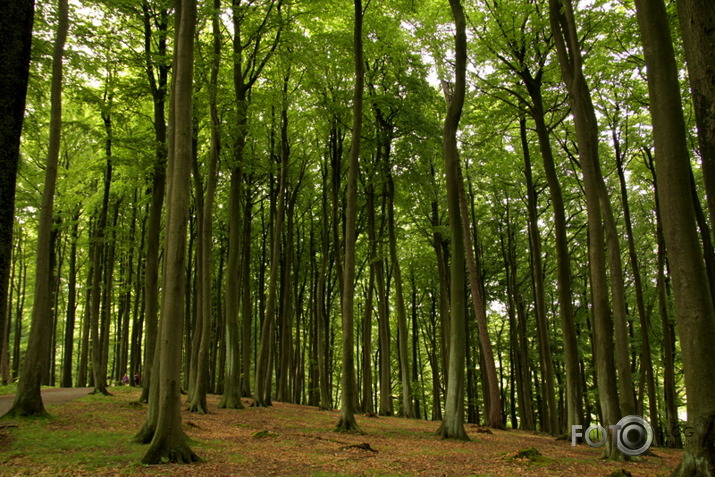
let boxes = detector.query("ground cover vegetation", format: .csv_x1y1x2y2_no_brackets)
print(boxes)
0,0,714,474
0,387,686,475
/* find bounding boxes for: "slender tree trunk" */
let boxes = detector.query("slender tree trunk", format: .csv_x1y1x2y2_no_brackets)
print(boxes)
335,0,364,433
188,0,221,415
139,1,168,404
650,160,682,448
317,160,331,411
634,0,715,472
499,195,535,431
140,0,199,464
240,180,253,398
614,129,658,443
77,233,93,387
89,102,114,396
60,213,79,387
254,104,289,408
438,0,469,441
3,0,67,417
387,172,413,418
549,0,621,458
519,118,558,434
362,185,377,414
524,76,582,436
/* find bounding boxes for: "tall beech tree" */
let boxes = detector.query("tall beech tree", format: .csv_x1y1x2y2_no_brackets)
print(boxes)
221,0,283,410
634,0,715,473
3,0,67,418
438,0,469,441
187,0,222,415
335,0,364,433
139,0,199,464
138,0,170,404
549,0,622,458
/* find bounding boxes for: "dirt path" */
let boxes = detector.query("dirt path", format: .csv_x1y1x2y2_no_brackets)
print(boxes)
0,387,93,415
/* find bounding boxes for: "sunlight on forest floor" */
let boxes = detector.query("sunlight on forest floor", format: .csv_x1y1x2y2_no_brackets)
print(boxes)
0,387,682,476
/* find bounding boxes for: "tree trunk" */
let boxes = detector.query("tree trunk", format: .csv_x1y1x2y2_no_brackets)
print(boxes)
140,0,199,464
676,0,715,232
387,172,414,418
316,159,332,410
0,0,34,387
3,0,67,417
188,0,221,415
60,213,79,387
361,185,376,414
254,106,288,408
634,0,715,472
614,129,658,443
519,118,558,434
549,0,622,458
438,0,469,441
335,0,364,433
523,74,582,437
240,179,253,398
89,101,114,397
138,0,168,404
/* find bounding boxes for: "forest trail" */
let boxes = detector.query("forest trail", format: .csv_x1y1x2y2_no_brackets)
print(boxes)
0,387,93,415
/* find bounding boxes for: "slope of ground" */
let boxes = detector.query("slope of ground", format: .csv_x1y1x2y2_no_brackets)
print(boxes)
0,387,681,476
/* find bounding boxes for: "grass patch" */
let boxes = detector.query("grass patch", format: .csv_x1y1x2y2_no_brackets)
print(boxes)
0,419,145,471
0,383,18,397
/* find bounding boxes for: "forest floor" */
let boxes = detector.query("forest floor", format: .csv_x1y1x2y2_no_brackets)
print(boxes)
0,386,681,476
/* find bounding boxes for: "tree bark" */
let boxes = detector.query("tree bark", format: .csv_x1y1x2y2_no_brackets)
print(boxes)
60,213,79,387
387,172,414,418
676,0,715,233
188,0,221,415
254,104,289,408
140,0,199,464
522,72,582,437
614,127,658,443
634,0,715,473
335,0,364,434
438,0,469,441
0,0,34,386
519,118,558,434
549,0,622,458
139,0,168,404
3,0,67,418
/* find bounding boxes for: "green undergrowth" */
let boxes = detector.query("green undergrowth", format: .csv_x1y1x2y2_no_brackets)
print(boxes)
0,383,18,397
0,417,145,473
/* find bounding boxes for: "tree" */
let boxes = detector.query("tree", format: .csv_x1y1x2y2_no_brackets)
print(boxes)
634,0,715,473
438,0,469,441
3,0,68,418
187,0,222,415
138,0,170,404
676,0,715,232
0,0,35,386
139,0,200,464
335,0,364,433
221,0,283,410
549,0,622,458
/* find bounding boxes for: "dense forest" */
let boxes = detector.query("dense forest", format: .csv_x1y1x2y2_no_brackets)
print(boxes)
1,0,714,473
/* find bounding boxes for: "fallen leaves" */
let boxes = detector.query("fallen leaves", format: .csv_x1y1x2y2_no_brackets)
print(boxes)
0,389,685,476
